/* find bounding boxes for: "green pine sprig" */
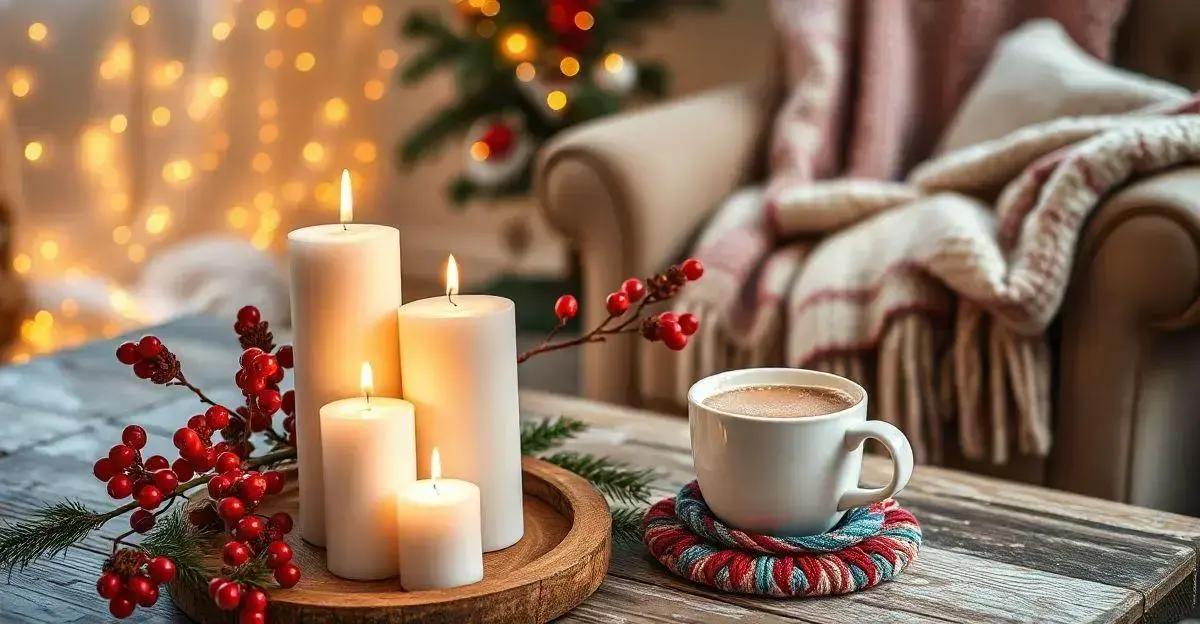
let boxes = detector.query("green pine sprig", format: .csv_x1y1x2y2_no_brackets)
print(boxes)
610,506,647,544
520,416,588,454
141,506,271,589
542,452,656,507
0,500,112,570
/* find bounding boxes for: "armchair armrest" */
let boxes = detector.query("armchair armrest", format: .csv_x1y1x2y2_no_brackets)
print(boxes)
1052,166,1200,513
534,83,775,403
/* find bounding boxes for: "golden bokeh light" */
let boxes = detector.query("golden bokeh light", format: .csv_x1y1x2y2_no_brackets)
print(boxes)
127,244,146,263
546,90,568,111
354,141,377,163
559,56,580,77
162,159,193,183
258,99,278,119
112,225,132,244
324,97,349,124
24,141,44,162
152,60,184,87
99,41,132,80
500,29,534,61
469,141,490,161
109,114,128,134
256,10,276,30
145,206,171,234
515,62,536,82
363,80,385,101
302,141,325,163
28,22,48,43
286,8,308,28
574,11,594,30
253,191,275,210
9,68,32,98
151,106,171,127
264,49,284,69
12,254,31,274
227,205,249,229
110,193,130,213
39,240,59,261
258,124,279,144
208,76,229,98
378,49,399,70
481,0,501,17
212,21,232,41
603,52,624,73
252,152,272,172
130,5,151,26
361,5,383,26
294,52,316,72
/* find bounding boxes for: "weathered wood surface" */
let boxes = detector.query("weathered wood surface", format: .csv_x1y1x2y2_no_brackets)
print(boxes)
1,315,1199,623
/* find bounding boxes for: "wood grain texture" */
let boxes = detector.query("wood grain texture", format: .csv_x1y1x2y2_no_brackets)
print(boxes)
3,318,1200,623
170,457,610,623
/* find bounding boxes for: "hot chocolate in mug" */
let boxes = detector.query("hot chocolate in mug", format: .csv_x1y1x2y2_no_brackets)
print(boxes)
688,368,914,536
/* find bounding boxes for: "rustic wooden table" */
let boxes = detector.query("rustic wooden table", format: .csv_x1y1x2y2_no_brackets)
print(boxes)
2,315,1199,623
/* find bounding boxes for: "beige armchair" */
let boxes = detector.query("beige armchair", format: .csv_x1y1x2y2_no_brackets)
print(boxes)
535,17,1200,515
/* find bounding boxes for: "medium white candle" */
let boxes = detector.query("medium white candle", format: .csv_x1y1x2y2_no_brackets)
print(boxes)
397,256,524,552
396,448,484,591
288,170,402,546
320,362,415,580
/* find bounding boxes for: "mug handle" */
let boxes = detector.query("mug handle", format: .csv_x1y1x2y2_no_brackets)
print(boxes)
837,420,914,510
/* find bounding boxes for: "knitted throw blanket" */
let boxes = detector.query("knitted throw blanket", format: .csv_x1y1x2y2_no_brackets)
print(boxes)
644,19,1200,464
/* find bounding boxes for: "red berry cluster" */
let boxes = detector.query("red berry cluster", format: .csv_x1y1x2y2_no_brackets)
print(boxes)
116,335,180,384
234,343,293,439
92,425,185,533
640,311,700,351
234,305,276,353
205,508,298,621
96,549,175,619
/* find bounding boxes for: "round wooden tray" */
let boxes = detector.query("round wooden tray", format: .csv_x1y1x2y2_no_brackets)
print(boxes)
171,457,611,623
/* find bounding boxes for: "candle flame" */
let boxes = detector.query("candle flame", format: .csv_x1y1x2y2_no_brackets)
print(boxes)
339,169,353,224
431,447,442,484
445,254,459,298
360,361,373,401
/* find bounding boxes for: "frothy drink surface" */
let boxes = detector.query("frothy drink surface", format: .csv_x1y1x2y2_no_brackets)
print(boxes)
703,384,855,418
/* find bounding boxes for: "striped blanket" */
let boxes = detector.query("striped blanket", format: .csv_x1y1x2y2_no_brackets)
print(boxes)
642,19,1198,464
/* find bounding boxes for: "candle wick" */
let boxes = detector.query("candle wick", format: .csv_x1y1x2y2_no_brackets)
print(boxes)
342,222,348,232
433,481,440,495
448,291,458,307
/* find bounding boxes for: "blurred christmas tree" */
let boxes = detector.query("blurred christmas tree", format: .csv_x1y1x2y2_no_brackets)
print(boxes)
398,0,714,205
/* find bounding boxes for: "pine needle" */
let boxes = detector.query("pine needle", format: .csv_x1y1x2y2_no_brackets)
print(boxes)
543,452,657,507
142,507,272,589
0,500,108,570
520,416,588,454
610,506,647,544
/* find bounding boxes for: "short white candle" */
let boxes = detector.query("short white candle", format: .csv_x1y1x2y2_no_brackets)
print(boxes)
398,255,524,551
320,362,415,580
396,448,484,591
288,170,402,546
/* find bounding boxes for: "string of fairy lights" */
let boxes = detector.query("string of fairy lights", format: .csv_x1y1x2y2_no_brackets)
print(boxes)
3,0,395,363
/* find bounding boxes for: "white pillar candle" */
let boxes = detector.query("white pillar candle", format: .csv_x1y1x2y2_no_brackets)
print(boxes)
320,363,415,580
288,170,402,546
396,448,484,591
397,256,524,551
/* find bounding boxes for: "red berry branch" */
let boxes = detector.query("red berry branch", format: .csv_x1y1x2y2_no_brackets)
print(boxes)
82,306,302,621
517,258,705,363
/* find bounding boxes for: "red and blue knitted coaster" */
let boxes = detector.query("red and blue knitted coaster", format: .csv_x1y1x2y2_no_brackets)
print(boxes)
643,481,922,597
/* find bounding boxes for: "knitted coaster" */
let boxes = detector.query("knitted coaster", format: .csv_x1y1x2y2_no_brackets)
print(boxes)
643,481,922,597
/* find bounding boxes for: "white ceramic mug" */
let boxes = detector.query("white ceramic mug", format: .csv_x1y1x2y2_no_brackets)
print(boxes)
688,368,914,536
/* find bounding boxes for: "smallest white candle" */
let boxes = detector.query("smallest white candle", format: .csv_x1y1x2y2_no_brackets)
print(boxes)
396,448,484,591
321,362,416,580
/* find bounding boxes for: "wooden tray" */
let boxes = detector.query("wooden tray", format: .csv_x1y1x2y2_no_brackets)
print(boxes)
171,457,612,623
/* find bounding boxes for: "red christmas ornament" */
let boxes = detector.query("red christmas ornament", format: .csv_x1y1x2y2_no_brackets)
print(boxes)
479,122,516,160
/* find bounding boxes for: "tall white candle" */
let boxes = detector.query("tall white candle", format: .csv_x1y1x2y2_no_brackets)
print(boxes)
397,256,524,552
288,170,402,546
320,362,415,580
396,448,484,591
